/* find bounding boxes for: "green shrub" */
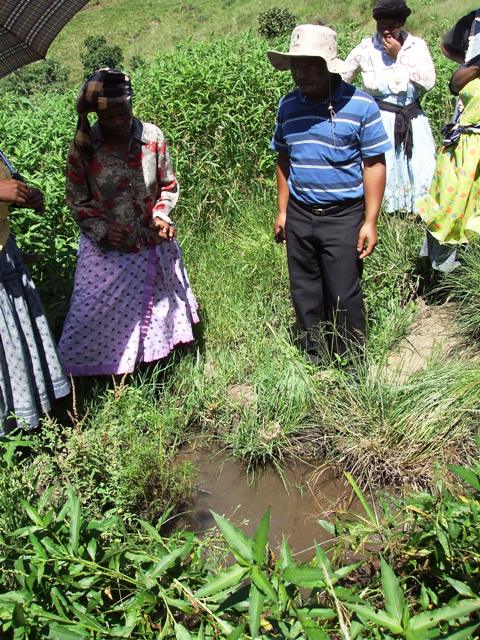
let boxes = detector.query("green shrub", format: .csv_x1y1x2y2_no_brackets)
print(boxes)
80,35,124,78
0,59,69,96
34,378,195,522
258,7,296,38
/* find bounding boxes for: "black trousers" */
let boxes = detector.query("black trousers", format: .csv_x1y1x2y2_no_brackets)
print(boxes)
285,196,366,359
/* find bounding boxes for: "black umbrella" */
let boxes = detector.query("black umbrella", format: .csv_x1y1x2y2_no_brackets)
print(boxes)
0,0,90,79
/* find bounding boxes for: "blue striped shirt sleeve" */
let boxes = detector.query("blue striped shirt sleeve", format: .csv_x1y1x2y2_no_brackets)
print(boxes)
359,99,391,158
271,100,288,152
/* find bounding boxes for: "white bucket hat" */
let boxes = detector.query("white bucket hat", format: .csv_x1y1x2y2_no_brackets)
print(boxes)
267,24,349,74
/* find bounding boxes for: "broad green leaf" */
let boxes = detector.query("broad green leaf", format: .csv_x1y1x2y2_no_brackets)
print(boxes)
333,562,362,581
279,536,293,571
195,565,247,598
381,557,406,625
350,620,365,640
197,622,204,640
20,500,45,527
251,567,277,603
448,465,480,493
297,607,336,620
315,545,332,576
139,519,165,544
317,519,335,536
249,583,265,639
164,596,193,614
12,603,25,627
226,621,247,640
408,600,480,632
86,538,97,561
440,623,480,639
211,512,253,564
0,592,26,605
284,564,326,588
252,508,270,567
28,533,47,560
444,576,477,598
144,546,185,582
48,623,90,640
346,603,403,634
67,488,81,554
175,623,192,640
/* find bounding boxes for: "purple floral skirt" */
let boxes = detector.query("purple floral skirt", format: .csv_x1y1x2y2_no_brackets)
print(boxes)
59,234,199,376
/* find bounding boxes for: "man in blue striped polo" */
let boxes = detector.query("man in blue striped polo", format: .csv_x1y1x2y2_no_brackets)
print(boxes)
268,24,391,364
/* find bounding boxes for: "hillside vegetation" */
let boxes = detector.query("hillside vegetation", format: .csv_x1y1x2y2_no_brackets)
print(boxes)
49,0,479,79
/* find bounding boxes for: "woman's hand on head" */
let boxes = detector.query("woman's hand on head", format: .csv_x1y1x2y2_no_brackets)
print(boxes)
151,217,176,241
0,179,31,206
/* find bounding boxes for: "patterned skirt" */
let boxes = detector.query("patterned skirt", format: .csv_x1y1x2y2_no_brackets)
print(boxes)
59,234,199,376
0,236,70,434
381,110,436,214
417,133,480,245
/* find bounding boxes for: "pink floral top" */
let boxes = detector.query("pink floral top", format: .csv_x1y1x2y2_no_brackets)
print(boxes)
66,119,179,250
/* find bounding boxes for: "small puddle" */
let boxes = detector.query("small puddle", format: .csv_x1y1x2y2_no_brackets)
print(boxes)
174,447,356,559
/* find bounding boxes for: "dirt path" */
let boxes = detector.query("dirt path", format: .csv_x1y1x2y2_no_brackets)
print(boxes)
386,299,462,381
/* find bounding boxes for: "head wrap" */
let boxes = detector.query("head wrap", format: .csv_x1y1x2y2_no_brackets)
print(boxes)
372,0,411,22
74,68,133,152
442,9,480,64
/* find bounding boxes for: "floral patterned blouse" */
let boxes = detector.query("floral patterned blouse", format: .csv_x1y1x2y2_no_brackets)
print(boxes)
342,33,436,106
66,118,179,250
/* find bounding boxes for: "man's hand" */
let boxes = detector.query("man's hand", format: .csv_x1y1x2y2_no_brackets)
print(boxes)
0,179,30,206
274,210,286,244
382,35,401,60
151,217,176,241
357,222,378,259
106,222,132,250
24,187,45,213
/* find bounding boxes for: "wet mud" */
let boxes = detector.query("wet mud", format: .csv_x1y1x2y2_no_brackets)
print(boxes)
174,446,356,559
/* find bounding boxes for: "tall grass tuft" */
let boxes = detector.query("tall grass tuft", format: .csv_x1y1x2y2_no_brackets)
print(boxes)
438,241,480,341
314,357,480,488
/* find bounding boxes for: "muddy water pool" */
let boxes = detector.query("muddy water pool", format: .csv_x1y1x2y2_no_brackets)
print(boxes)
173,446,356,559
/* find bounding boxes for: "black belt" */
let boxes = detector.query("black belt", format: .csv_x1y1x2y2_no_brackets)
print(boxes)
289,195,364,216
375,99,422,158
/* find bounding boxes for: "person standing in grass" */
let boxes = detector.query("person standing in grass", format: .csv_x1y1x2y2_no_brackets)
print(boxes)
59,69,198,376
269,25,391,364
342,0,436,215
0,151,70,434
417,9,480,271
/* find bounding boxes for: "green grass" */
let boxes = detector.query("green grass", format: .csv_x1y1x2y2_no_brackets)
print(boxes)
48,0,480,80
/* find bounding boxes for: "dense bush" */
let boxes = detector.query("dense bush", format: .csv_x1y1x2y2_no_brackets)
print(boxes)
1,434,480,638
258,7,296,38
0,59,68,96
80,35,124,78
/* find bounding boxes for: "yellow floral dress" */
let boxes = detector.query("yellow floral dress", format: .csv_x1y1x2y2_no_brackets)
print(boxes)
418,78,480,244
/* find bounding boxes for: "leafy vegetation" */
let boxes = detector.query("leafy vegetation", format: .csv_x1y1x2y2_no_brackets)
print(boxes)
258,7,296,39
2,436,480,638
80,35,125,78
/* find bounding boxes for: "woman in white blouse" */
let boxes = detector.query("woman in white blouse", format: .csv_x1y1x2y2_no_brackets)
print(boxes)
342,0,436,214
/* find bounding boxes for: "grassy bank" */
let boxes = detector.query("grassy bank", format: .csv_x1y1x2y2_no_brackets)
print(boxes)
48,0,479,79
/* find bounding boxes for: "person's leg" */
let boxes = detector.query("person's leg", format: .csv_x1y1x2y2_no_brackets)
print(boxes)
314,203,365,360
285,198,325,360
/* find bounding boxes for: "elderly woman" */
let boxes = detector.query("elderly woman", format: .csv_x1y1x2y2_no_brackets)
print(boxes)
342,0,436,214
59,69,198,375
418,9,480,271
0,151,69,434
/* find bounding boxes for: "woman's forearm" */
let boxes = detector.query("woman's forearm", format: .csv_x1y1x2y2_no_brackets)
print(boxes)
450,65,480,94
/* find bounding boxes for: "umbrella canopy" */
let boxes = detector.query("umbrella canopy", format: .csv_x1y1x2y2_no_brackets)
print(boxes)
0,0,90,79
